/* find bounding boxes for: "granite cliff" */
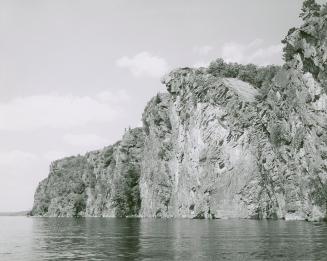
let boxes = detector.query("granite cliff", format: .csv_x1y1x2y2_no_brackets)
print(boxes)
32,1,327,221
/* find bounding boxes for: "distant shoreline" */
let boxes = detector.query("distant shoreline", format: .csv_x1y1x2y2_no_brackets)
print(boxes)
0,211,30,217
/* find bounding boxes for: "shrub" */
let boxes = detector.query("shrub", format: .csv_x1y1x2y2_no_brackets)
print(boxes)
207,59,281,89
269,123,284,147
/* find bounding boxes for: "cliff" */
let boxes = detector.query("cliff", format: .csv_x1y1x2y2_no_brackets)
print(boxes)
32,1,327,221
32,128,144,217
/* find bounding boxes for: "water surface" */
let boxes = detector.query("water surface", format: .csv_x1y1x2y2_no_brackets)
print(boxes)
0,217,327,260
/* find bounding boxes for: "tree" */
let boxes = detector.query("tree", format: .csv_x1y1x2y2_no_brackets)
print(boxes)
282,27,298,62
113,166,141,217
73,193,86,217
207,58,225,76
309,174,327,220
300,0,321,19
208,58,281,89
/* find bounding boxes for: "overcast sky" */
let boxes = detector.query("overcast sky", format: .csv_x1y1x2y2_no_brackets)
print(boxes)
0,0,306,212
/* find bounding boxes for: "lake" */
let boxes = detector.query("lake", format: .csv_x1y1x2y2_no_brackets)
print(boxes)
0,217,327,260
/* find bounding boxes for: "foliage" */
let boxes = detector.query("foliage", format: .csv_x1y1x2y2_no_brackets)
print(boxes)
154,93,162,104
73,181,86,194
103,146,114,167
322,4,327,15
269,123,285,147
309,174,327,217
113,166,141,217
143,94,171,133
89,173,96,189
300,0,321,19
207,58,280,89
34,196,50,215
73,193,86,217
282,1,323,75
281,27,297,62
32,156,92,216
158,142,173,160
142,117,150,135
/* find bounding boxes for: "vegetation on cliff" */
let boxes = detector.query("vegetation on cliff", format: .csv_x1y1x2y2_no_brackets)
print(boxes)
207,58,281,90
112,166,141,217
32,0,327,221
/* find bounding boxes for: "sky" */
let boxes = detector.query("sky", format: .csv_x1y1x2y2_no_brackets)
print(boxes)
0,0,306,212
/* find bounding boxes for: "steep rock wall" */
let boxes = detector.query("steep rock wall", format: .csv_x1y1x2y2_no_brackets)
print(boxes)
32,128,144,217
140,72,262,219
138,4,327,221
32,1,327,220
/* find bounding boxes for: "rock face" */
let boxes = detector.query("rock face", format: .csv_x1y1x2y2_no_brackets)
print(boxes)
32,128,144,217
32,1,327,220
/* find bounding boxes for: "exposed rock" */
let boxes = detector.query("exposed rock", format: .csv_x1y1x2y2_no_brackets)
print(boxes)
32,1,327,221
32,128,144,217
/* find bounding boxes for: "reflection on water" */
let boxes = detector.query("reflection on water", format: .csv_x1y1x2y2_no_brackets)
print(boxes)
0,217,327,260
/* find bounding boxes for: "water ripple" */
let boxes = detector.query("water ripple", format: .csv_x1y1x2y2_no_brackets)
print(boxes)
0,217,327,260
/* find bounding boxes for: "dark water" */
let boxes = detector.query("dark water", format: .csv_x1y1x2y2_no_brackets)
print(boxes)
1,217,327,260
